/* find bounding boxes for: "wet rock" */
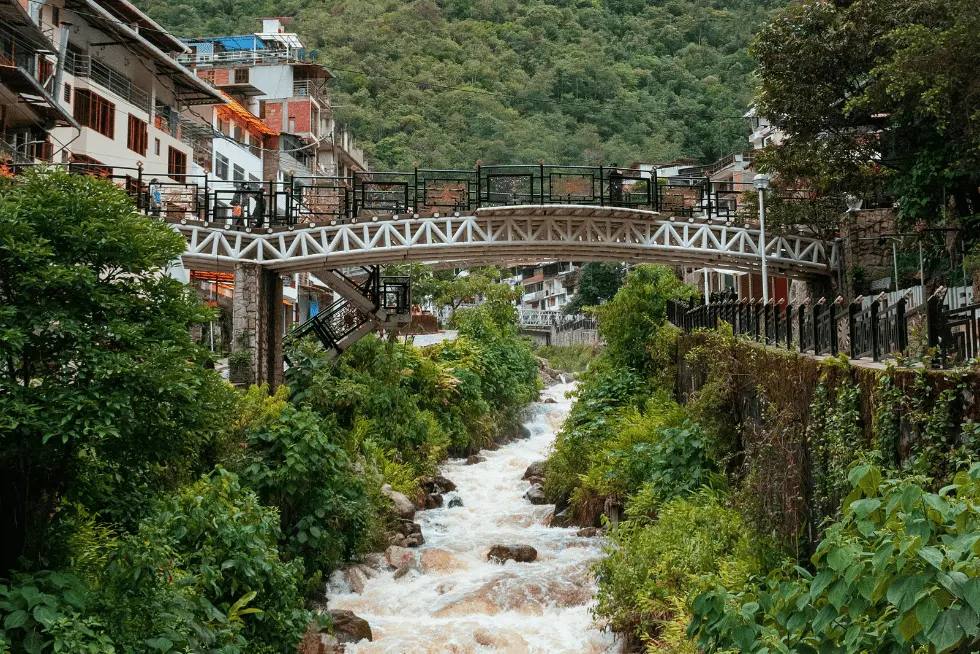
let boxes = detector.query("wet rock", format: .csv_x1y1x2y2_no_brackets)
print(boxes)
336,563,372,593
543,398,557,404
380,485,416,520
465,455,486,465
405,532,425,548
361,552,387,571
296,623,343,654
550,507,572,528
488,544,538,564
421,548,462,573
327,609,373,643
393,563,419,580
474,627,530,650
576,527,600,538
424,493,444,509
394,520,421,537
522,461,547,480
386,531,407,547
517,424,532,439
448,496,464,508
526,475,544,487
524,484,547,505
385,545,417,570
423,474,457,493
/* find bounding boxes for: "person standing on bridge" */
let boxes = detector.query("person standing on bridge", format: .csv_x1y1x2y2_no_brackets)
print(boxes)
251,186,266,228
609,164,624,205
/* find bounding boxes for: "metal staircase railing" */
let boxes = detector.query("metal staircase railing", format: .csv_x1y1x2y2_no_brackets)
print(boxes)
284,266,412,359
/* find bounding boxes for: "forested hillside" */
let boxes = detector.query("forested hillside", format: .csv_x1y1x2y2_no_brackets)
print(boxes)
136,0,783,168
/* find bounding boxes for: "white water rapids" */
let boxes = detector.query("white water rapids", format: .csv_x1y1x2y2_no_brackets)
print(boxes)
325,381,622,653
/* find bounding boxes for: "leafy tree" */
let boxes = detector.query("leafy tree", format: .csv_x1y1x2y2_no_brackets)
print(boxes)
753,0,980,233
563,262,625,315
0,168,236,576
593,264,697,377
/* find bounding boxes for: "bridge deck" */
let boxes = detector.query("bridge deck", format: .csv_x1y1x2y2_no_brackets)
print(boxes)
166,204,838,278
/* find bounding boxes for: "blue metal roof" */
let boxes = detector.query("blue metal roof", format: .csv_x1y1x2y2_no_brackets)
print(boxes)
183,35,264,50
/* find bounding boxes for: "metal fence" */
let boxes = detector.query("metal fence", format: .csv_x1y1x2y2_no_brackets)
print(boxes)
669,286,980,369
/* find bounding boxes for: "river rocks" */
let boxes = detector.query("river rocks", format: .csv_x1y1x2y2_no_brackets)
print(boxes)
406,532,425,548
474,628,530,650
535,356,564,386
448,496,464,508
386,531,407,547
522,461,547,480
296,623,343,654
576,527,602,538
524,484,547,505
385,545,417,570
543,397,557,404
391,520,424,547
393,562,419,580
421,548,463,573
381,484,416,520
525,475,544,487
424,493,444,509
326,609,373,643
329,563,377,594
487,544,538,564
465,455,486,465
423,474,457,493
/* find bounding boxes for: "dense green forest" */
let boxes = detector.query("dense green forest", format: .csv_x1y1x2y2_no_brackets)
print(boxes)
136,0,783,168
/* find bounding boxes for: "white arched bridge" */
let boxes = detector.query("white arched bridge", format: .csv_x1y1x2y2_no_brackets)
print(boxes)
13,161,842,384
170,205,838,278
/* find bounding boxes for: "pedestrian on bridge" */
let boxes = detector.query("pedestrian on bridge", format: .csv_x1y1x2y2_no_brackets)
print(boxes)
609,164,624,205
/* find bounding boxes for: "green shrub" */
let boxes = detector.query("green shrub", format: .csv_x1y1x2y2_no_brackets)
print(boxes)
595,490,756,651
689,463,980,653
241,406,374,575
99,470,311,654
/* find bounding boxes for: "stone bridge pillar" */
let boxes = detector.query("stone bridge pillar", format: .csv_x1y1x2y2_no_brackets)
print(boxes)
232,263,284,389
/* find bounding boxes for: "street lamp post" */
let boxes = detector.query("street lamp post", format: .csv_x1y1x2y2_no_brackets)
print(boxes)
753,174,770,304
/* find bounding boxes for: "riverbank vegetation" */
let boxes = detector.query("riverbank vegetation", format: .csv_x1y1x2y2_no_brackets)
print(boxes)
535,344,600,374
0,169,537,652
544,264,980,652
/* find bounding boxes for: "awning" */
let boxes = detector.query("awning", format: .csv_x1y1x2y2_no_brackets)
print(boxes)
216,91,277,136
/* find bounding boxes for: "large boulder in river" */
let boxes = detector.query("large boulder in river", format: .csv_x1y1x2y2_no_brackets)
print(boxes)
465,455,486,465
424,474,457,493
524,484,547,505
516,424,532,439
385,545,417,570
326,609,373,643
522,461,547,480
487,544,538,563
381,484,416,520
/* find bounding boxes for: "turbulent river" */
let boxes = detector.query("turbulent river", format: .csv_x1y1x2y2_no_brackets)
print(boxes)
325,381,621,653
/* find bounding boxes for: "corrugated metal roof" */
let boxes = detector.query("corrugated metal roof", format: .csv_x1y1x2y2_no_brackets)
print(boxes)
184,36,265,51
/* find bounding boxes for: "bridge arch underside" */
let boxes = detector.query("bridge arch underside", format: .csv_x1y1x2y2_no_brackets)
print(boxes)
175,205,837,280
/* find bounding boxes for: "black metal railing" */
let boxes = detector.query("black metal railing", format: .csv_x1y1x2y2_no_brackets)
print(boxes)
3,163,766,227
669,287,979,369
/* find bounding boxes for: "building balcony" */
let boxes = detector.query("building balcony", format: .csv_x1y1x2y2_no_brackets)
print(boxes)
175,49,301,69
66,52,151,113
292,79,329,108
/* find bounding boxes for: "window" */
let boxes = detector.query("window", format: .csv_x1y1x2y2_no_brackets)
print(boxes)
233,124,244,143
126,115,148,156
215,152,229,180
63,83,71,103
154,138,160,156
248,173,260,183
167,146,187,181
234,68,249,84
288,117,295,133
233,164,244,182
74,89,115,138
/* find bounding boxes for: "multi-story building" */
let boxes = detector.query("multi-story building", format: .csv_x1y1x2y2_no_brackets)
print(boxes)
0,0,78,162
38,0,223,190
179,18,367,186
517,262,577,312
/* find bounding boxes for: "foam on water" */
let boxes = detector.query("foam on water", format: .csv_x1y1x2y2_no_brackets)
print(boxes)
326,382,621,653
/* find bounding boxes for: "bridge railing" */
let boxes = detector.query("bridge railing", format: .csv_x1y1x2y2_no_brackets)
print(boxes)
5,162,769,226
669,287,978,369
